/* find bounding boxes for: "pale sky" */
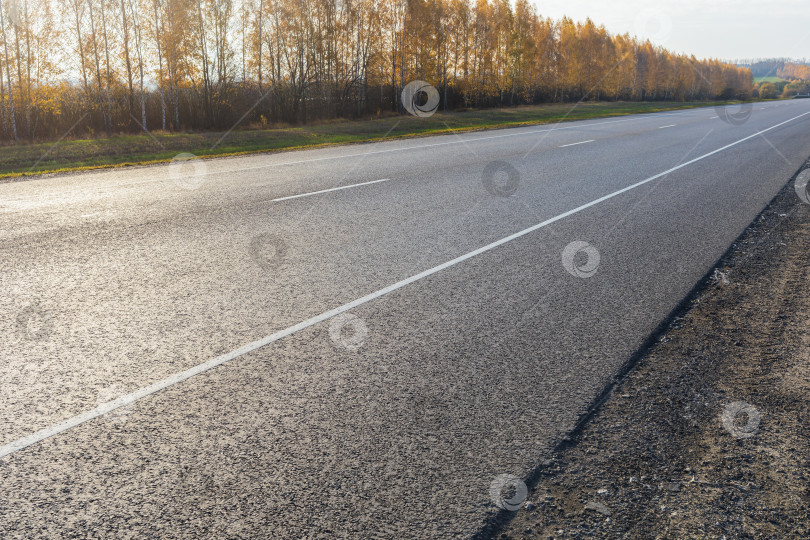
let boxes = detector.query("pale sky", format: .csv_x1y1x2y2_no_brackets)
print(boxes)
532,0,808,61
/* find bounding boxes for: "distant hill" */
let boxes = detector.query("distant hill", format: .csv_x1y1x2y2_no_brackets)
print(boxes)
736,59,810,80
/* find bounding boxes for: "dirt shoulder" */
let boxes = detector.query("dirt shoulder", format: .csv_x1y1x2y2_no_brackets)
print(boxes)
496,162,810,538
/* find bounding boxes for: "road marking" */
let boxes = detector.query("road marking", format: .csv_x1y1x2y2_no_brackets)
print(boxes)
225,118,641,175
710,116,719,119
2,110,809,461
272,178,390,202
659,124,676,129
18,116,650,196
559,140,595,148
16,106,725,193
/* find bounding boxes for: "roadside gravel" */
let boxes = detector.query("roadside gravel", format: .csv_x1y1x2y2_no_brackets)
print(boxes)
495,160,810,539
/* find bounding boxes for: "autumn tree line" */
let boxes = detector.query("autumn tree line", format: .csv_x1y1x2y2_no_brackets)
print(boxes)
756,78,810,100
776,62,810,82
0,0,753,143
742,59,810,100
745,59,810,81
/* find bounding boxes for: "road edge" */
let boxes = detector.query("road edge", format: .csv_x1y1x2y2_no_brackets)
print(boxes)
472,155,810,539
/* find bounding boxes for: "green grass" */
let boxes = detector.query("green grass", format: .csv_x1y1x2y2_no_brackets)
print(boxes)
0,100,744,179
755,76,785,83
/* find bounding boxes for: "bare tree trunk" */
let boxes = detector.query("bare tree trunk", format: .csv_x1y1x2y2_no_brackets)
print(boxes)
0,55,7,138
66,0,91,131
120,0,135,130
164,0,178,128
87,0,108,134
257,0,262,96
11,4,28,138
23,0,33,138
151,0,166,130
128,0,145,130
196,0,211,127
100,0,113,134
70,0,90,93
0,2,18,141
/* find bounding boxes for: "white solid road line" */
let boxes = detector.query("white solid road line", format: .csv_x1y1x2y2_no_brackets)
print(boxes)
659,124,677,129
2,110,809,461
272,178,390,202
559,140,595,148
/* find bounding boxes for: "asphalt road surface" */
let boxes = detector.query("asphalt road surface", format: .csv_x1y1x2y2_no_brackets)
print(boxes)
2,100,810,538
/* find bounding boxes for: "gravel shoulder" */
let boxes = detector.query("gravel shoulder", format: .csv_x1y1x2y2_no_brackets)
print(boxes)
495,161,810,539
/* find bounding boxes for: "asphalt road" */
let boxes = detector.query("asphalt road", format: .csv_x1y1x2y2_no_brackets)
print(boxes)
1,100,810,538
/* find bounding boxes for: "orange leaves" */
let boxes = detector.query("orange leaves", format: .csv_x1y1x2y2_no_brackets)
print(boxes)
0,0,755,141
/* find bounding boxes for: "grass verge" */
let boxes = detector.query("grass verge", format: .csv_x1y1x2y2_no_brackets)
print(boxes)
0,100,753,180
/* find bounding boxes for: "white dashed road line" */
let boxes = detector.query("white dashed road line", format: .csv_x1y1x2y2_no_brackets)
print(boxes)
272,178,391,202
2,110,809,462
559,140,595,148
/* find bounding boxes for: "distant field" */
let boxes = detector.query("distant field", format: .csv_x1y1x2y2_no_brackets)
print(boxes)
755,76,786,83
0,100,745,179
